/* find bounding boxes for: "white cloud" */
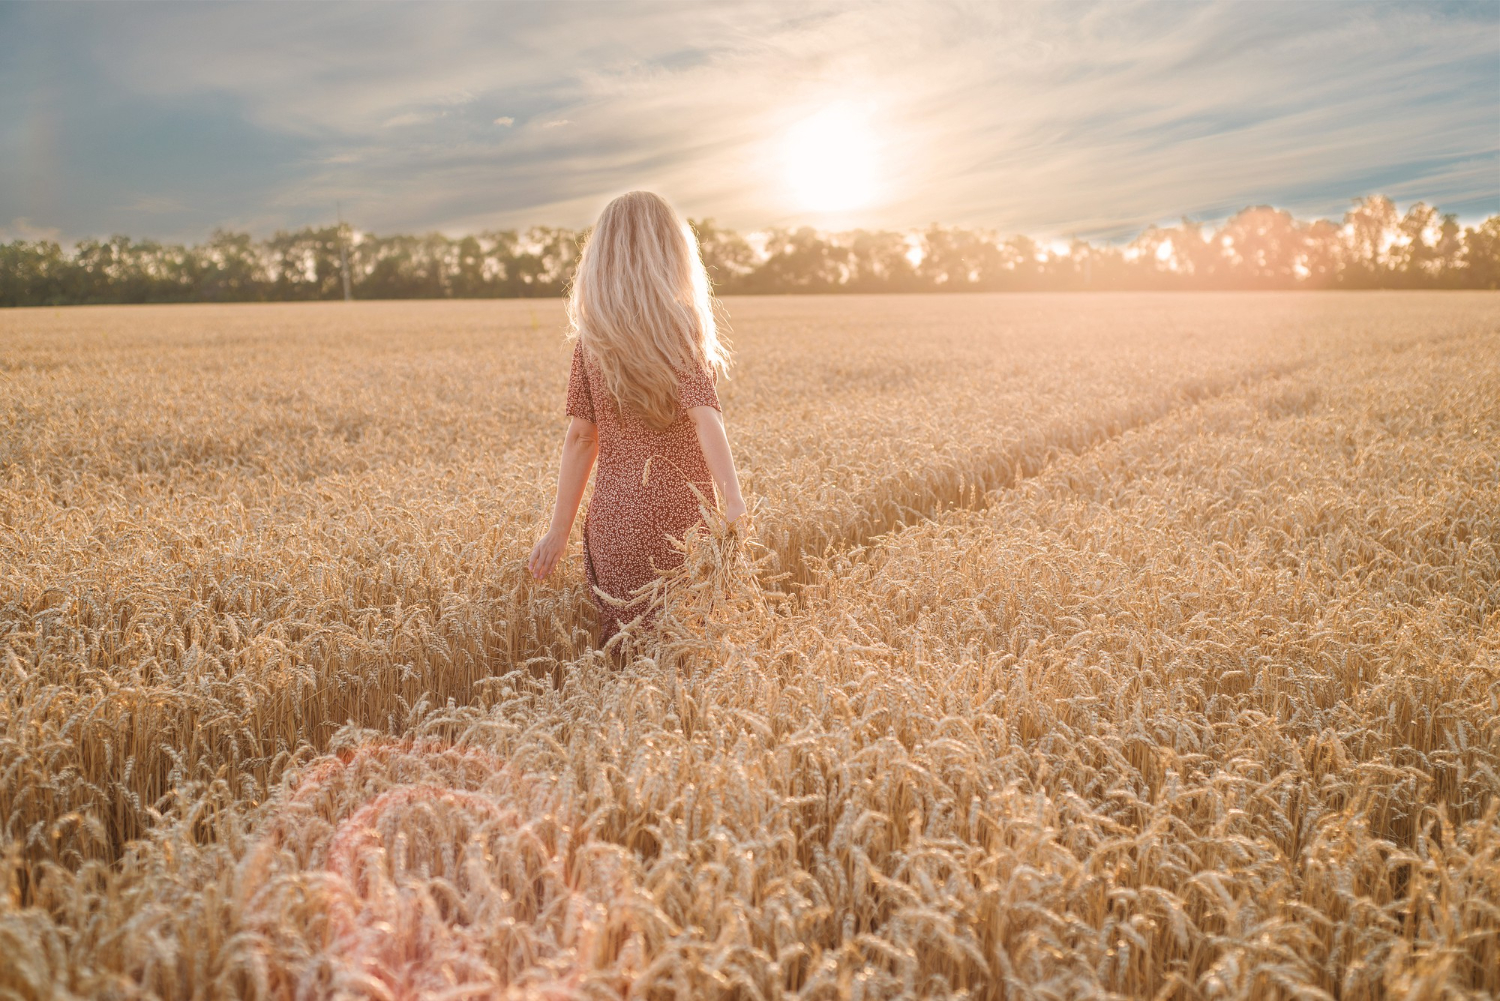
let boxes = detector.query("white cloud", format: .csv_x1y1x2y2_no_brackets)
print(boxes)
7,1,1496,241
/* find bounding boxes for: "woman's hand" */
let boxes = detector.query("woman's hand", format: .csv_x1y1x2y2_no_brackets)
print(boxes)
528,527,569,580
724,498,748,527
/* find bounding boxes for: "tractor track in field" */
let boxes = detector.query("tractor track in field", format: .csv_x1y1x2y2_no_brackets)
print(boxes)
768,328,1494,588
769,358,1315,590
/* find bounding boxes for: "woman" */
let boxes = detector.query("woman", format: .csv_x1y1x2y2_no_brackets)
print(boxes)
527,191,746,645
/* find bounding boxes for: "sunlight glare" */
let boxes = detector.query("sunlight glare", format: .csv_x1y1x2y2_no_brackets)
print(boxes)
782,103,879,214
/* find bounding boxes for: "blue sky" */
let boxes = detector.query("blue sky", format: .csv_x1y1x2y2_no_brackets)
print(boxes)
2,1,1496,244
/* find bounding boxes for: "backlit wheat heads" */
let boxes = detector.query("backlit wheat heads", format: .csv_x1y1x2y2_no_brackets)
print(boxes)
2,294,1498,999
0,295,1366,860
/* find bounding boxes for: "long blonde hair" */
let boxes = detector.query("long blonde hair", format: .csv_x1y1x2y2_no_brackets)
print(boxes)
567,191,728,430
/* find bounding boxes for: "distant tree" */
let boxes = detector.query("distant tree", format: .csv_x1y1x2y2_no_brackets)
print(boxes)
70,236,128,302
997,235,1042,289
917,226,1002,290
448,234,489,298
1432,213,1464,285
1167,219,1221,283
1300,219,1342,288
1461,216,1500,290
1340,195,1399,287
843,229,920,292
750,228,849,292
266,227,345,300
358,233,450,299
497,227,580,297
473,230,521,295
4,197,1495,305
689,218,757,293
1125,226,1182,290
0,241,70,306
1217,207,1303,288
1388,202,1439,285
1053,239,1122,290
195,230,266,301
1385,203,1467,287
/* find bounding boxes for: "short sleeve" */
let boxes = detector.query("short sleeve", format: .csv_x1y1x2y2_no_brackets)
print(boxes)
565,342,596,423
679,360,720,412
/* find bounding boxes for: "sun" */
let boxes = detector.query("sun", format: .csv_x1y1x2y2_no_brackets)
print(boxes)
782,103,879,215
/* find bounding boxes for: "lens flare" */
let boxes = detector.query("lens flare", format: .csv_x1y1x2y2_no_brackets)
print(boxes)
238,739,621,998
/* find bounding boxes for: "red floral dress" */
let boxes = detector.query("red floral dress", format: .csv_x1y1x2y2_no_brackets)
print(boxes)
565,341,720,642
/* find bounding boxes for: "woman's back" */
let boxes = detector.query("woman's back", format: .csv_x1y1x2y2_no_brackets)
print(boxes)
567,341,718,491
528,190,745,649
566,340,722,639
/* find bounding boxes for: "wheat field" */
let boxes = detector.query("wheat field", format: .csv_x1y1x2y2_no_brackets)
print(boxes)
1,293,1497,1000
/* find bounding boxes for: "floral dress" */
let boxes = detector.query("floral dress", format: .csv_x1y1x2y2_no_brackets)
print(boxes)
565,341,720,642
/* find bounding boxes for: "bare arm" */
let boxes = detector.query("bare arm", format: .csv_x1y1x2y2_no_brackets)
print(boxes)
689,405,746,525
528,417,598,579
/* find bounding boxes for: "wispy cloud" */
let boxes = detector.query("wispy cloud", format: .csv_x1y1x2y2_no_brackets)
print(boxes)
382,111,447,129
1,1,1495,243
1,217,63,242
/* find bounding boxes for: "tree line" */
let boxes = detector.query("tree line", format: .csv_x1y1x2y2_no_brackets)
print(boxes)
2,195,1496,307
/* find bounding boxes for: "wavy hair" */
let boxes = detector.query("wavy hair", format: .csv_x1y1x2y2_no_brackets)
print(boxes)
567,191,728,430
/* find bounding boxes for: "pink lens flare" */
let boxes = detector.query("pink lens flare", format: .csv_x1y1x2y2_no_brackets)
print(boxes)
238,738,621,997
323,783,515,885
321,784,588,998
241,738,512,871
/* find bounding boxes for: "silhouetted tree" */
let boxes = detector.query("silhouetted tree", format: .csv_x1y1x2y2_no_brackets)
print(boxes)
0,241,69,306
265,227,345,300
1166,219,1220,283
690,218,756,293
1218,207,1303,288
844,230,920,292
1126,226,1181,290
918,226,1002,289
1341,195,1400,287
749,228,848,292
196,230,266,301
4,196,1496,306
1301,219,1342,289
1462,216,1500,290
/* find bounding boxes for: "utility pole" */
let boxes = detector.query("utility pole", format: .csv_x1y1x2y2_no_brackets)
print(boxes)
337,202,353,302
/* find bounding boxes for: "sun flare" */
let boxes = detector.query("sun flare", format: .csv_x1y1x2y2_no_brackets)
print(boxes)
782,103,879,215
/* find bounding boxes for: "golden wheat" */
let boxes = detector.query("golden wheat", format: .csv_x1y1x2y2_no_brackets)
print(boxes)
1,293,1497,999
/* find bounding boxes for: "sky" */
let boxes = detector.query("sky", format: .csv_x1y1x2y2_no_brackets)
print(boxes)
2,0,1497,245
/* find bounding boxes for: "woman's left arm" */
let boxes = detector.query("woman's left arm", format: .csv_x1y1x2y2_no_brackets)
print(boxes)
528,417,598,579
689,405,746,525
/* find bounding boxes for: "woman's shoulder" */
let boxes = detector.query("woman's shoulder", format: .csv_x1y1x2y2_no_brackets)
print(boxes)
676,354,720,412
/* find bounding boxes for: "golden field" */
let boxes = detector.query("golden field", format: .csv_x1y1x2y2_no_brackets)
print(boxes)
1,293,1497,1000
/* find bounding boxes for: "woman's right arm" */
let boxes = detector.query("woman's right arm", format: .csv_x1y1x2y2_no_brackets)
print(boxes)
528,417,598,579
689,405,747,526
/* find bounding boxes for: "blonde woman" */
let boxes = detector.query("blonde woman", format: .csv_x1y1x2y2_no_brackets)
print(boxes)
527,191,746,644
